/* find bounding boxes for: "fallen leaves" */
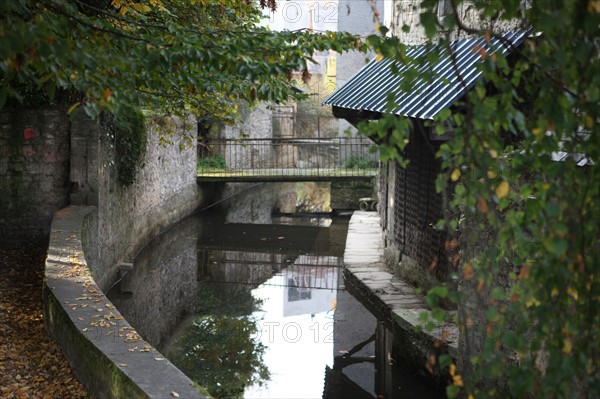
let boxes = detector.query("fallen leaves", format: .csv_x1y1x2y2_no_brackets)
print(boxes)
0,243,92,399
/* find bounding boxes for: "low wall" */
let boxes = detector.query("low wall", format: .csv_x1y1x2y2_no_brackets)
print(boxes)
44,206,206,399
330,179,375,211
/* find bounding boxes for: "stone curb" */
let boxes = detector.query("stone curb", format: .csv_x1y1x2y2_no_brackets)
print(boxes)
343,211,458,384
43,205,205,399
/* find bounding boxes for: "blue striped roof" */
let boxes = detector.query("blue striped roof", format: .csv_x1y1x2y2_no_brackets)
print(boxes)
324,30,530,120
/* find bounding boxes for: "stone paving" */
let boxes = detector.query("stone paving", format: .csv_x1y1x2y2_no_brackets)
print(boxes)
343,211,458,363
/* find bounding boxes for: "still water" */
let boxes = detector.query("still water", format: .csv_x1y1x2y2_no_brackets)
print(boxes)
107,187,442,399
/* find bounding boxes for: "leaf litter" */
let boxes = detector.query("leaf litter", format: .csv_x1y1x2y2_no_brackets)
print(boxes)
0,242,92,398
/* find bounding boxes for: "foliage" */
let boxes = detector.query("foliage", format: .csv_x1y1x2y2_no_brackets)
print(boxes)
169,315,268,399
101,107,147,186
167,282,267,399
0,0,366,125
342,155,378,170
363,1,600,398
197,154,227,172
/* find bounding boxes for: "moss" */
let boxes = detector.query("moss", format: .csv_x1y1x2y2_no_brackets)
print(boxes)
44,284,146,399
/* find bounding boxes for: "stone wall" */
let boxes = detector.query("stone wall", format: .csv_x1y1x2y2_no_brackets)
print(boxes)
330,179,376,211
0,107,71,241
70,111,101,206
92,116,202,291
218,103,274,169
390,0,522,45
1,105,204,290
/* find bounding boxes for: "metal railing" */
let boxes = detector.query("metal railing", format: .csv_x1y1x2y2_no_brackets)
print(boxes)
197,136,379,182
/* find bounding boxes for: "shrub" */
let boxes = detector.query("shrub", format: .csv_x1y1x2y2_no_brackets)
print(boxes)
198,155,227,171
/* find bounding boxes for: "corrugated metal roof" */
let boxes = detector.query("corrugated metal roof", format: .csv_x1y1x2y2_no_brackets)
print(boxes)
324,30,530,120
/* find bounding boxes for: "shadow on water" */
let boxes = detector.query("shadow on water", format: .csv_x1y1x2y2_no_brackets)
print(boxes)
107,184,444,399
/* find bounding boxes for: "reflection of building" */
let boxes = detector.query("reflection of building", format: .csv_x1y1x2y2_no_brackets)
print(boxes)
199,250,281,296
282,255,340,316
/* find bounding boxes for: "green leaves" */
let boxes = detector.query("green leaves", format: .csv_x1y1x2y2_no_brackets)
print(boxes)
1,0,364,122
361,1,600,398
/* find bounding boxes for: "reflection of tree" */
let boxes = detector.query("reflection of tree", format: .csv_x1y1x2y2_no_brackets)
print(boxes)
167,282,268,399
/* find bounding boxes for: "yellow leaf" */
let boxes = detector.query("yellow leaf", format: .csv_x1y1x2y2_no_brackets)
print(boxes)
375,53,384,62
489,149,498,158
588,0,600,14
487,169,497,179
67,102,81,115
450,168,461,182
525,297,541,308
453,374,464,387
532,127,543,139
551,287,559,297
132,3,152,13
562,338,573,354
495,181,510,199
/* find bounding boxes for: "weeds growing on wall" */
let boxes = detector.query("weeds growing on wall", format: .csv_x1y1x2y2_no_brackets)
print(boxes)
197,155,227,172
342,155,378,170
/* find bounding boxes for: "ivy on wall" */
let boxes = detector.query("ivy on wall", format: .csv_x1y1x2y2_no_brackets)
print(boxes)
101,108,147,186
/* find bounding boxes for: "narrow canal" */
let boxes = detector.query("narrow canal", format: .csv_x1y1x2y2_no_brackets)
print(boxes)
107,183,442,399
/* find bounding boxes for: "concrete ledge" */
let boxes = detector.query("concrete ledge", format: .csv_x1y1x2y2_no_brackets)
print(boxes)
44,206,205,399
343,211,458,385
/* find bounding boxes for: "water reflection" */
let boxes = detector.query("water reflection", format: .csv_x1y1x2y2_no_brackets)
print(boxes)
107,217,198,348
245,258,339,399
107,208,442,399
167,278,269,399
223,182,332,225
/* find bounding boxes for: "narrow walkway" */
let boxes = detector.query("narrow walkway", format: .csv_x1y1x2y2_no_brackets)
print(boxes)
197,168,377,182
343,212,458,361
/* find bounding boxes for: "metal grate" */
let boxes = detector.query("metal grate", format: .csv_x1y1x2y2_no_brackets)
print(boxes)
393,127,449,279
